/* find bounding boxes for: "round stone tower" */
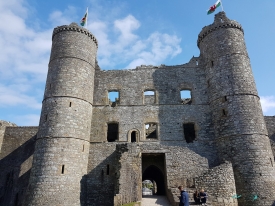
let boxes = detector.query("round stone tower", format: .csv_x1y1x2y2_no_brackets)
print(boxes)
24,23,97,205
198,12,275,205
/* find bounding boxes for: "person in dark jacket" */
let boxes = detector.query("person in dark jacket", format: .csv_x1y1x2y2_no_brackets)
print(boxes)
193,190,200,205
199,189,208,206
178,186,189,206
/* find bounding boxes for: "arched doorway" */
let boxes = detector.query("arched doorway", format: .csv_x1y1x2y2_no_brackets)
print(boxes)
142,165,165,195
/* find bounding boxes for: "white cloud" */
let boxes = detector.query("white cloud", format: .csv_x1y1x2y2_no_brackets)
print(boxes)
88,15,182,69
260,96,275,116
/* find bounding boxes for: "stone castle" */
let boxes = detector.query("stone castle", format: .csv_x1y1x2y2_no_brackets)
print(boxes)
1,12,275,206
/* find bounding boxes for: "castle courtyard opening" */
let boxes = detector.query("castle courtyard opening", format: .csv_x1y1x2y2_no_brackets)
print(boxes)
142,153,166,195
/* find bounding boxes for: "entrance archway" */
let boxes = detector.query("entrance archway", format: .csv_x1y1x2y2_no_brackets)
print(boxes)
142,165,165,195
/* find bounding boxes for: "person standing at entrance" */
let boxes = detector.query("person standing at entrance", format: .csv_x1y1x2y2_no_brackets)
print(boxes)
178,186,189,206
199,189,208,206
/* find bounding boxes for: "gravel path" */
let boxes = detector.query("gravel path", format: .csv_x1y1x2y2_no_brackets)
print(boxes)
141,195,171,206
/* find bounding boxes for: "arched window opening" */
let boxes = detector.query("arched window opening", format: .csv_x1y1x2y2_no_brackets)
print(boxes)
183,123,196,143
108,91,119,107
107,123,118,142
144,90,156,104
180,90,192,105
131,131,137,142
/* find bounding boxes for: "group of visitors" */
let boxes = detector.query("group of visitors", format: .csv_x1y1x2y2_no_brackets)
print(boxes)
178,186,208,206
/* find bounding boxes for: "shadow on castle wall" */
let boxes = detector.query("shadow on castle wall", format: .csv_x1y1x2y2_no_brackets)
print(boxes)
0,135,36,206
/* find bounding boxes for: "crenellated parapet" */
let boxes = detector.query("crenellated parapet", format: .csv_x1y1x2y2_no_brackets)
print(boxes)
197,12,243,48
52,22,98,47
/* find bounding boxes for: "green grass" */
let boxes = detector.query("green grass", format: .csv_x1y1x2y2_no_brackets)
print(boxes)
121,202,140,206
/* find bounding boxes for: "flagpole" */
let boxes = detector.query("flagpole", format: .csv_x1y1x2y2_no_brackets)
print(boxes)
86,7,88,29
220,0,224,11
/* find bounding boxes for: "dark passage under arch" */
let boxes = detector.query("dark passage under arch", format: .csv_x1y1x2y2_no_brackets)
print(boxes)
142,161,166,195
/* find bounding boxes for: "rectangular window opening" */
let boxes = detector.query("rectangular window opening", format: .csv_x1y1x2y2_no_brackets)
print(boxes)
107,164,110,175
49,83,52,90
144,90,156,104
211,61,214,67
107,123,119,142
108,91,119,107
183,123,196,143
145,123,157,139
82,145,85,152
222,109,227,117
69,102,72,107
45,114,48,122
196,60,198,65
180,90,192,105
61,165,65,174
271,158,273,167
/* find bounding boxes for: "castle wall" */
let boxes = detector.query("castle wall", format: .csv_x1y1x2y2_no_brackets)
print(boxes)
0,121,17,153
24,23,98,206
264,116,275,157
195,161,238,206
198,12,275,205
91,65,219,167
0,126,37,206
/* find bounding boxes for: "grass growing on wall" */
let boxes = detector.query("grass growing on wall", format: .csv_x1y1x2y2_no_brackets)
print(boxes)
121,202,141,206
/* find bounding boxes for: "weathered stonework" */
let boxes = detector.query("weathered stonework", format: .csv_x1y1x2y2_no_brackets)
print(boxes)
1,12,275,206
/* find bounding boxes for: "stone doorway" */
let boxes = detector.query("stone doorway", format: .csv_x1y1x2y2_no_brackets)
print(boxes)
142,153,166,195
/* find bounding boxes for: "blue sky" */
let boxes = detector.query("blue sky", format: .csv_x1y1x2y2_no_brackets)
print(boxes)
0,0,275,126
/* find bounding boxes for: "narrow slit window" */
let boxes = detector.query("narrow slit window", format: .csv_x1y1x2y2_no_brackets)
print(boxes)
49,83,52,90
224,96,227,102
108,91,119,107
183,123,196,143
144,90,156,104
196,60,198,65
180,90,192,105
222,109,227,117
211,61,214,67
145,123,157,139
82,145,85,152
271,158,273,167
69,102,72,107
107,164,110,175
61,165,65,174
45,114,48,122
107,123,119,142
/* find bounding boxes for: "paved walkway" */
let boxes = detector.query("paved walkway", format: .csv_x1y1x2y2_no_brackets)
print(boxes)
141,195,171,206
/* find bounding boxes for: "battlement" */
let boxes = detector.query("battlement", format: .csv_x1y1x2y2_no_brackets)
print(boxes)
197,12,243,48
52,22,98,47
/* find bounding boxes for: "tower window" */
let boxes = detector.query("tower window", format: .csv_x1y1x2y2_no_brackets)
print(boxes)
69,102,72,107
145,123,157,139
45,114,48,122
108,91,119,107
183,123,196,143
222,109,228,117
144,90,156,104
180,90,192,105
211,61,214,67
107,123,119,142
196,60,198,65
49,83,52,90
107,164,110,175
61,165,65,174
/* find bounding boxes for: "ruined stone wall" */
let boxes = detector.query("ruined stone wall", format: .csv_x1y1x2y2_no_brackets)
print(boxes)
0,120,17,153
91,64,219,167
265,116,275,158
86,143,118,206
0,126,37,206
195,161,237,206
115,144,142,205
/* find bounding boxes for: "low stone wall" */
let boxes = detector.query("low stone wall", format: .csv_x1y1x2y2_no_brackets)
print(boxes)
195,161,238,206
